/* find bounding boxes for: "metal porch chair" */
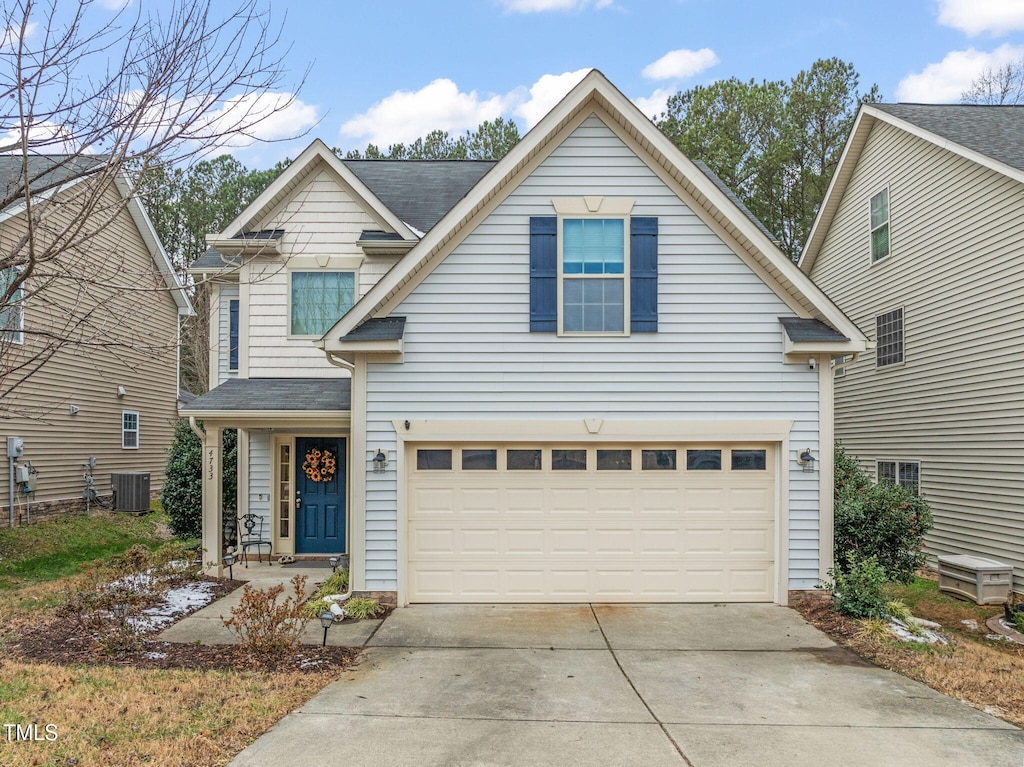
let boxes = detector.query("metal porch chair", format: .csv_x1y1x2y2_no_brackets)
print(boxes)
238,512,272,567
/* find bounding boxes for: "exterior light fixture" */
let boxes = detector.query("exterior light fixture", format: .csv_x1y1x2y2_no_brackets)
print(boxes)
319,611,335,647
223,552,236,580
372,449,388,474
329,556,339,572
798,448,816,473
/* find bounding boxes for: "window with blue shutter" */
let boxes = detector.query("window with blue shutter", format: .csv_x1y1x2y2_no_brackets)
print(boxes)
529,215,657,334
228,298,239,371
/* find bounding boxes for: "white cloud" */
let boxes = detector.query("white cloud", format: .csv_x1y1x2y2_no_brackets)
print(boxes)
937,0,1024,36
642,48,719,80
499,0,611,12
514,69,592,128
633,88,674,120
340,70,592,147
1,21,37,50
339,79,514,148
0,121,86,155
895,44,1024,101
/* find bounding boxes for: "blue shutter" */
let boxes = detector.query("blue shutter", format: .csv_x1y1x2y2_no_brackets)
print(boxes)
530,216,557,332
228,299,239,370
630,217,658,332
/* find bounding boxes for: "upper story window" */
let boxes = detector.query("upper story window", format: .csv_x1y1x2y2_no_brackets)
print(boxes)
228,299,239,371
1,267,24,345
122,411,139,449
870,188,890,262
290,271,355,337
876,307,903,367
529,198,657,336
561,218,627,334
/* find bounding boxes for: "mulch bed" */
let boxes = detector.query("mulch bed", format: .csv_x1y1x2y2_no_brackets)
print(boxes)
789,589,864,644
6,576,360,674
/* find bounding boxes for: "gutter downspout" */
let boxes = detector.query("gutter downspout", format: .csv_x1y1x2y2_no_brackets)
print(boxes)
189,416,205,441
324,351,355,371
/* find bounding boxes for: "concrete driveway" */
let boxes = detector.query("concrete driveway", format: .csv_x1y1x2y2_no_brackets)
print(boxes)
230,604,1024,767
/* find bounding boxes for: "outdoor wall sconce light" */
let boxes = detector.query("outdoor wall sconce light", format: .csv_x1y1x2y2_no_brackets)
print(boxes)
329,556,339,572
223,552,235,580
798,448,816,473
372,449,389,473
319,611,335,647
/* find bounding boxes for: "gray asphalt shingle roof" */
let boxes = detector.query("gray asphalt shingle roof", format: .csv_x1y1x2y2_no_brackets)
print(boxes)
180,378,351,412
191,247,241,270
873,103,1024,174
779,317,849,343
0,155,106,213
343,160,496,233
342,316,406,341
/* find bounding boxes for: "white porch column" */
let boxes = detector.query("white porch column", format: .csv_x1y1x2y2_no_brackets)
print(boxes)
201,426,224,576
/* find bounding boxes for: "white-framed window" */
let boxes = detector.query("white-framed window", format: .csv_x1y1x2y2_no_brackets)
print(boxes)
877,459,919,496
1,267,24,345
122,411,139,450
289,270,356,337
875,307,904,367
833,355,850,378
870,188,890,262
559,217,629,334
228,298,239,372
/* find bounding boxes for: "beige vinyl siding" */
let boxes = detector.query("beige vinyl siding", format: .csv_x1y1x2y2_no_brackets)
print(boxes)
245,169,385,377
0,182,180,517
810,121,1024,588
364,116,822,592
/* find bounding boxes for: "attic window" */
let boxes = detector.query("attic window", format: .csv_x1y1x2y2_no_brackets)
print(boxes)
870,189,890,262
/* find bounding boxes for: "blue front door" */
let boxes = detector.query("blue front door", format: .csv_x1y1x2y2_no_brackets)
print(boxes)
295,437,346,554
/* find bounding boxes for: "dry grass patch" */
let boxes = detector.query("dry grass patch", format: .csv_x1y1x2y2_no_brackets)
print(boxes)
0,659,338,767
793,585,1024,727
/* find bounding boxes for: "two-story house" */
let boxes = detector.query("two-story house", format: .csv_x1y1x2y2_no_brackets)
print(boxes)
182,70,866,606
1,157,191,526
801,103,1024,590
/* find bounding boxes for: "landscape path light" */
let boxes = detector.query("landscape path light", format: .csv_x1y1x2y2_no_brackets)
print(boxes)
223,552,236,580
319,611,335,647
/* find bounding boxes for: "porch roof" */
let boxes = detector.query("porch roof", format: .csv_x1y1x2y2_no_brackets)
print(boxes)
180,377,351,414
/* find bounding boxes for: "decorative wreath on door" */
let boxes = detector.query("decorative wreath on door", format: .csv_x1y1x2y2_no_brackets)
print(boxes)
302,447,337,483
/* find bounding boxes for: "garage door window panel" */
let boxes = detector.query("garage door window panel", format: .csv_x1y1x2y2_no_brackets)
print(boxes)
417,449,452,470
597,449,632,471
462,449,497,470
507,449,542,470
686,449,722,470
552,449,587,470
641,449,677,470
731,450,767,471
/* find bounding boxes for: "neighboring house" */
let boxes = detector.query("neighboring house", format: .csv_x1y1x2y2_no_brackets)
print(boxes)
0,157,191,526
801,103,1024,590
182,71,866,605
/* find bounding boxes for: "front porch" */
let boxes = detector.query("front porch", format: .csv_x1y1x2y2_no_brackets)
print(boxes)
178,377,353,577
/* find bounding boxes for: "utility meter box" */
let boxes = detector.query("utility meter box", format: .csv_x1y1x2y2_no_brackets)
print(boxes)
938,554,1012,605
14,464,30,483
7,437,24,457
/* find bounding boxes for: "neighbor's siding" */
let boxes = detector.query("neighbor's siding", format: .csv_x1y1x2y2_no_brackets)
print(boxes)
0,182,180,520
810,120,1024,588
244,168,390,377
363,115,821,591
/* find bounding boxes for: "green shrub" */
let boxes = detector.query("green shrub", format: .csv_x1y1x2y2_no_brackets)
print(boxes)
343,597,383,620
826,552,888,619
834,444,933,584
161,421,237,541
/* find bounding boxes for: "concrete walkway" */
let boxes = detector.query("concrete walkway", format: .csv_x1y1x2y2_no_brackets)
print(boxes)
157,562,382,647
227,603,1024,767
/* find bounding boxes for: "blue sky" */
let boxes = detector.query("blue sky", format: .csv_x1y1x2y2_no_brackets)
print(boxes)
66,1,1024,166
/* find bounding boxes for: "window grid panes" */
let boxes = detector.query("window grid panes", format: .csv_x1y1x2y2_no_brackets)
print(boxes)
561,218,625,334
290,271,356,336
877,461,896,484
228,299,239,371
870,189,890,262
121,411,139,449
899,461,920,496
279,445,291,538
876,308,904,367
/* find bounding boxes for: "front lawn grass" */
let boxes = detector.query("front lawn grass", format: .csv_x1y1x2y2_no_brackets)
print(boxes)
0,509,171,590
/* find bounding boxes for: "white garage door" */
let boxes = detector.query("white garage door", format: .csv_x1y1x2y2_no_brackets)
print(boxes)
407,443,776,603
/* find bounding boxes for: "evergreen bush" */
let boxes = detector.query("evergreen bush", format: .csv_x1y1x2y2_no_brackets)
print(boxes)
161,420,237,540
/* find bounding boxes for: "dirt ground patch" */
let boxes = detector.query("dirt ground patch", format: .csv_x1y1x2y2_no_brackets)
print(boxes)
791,589,1024,727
